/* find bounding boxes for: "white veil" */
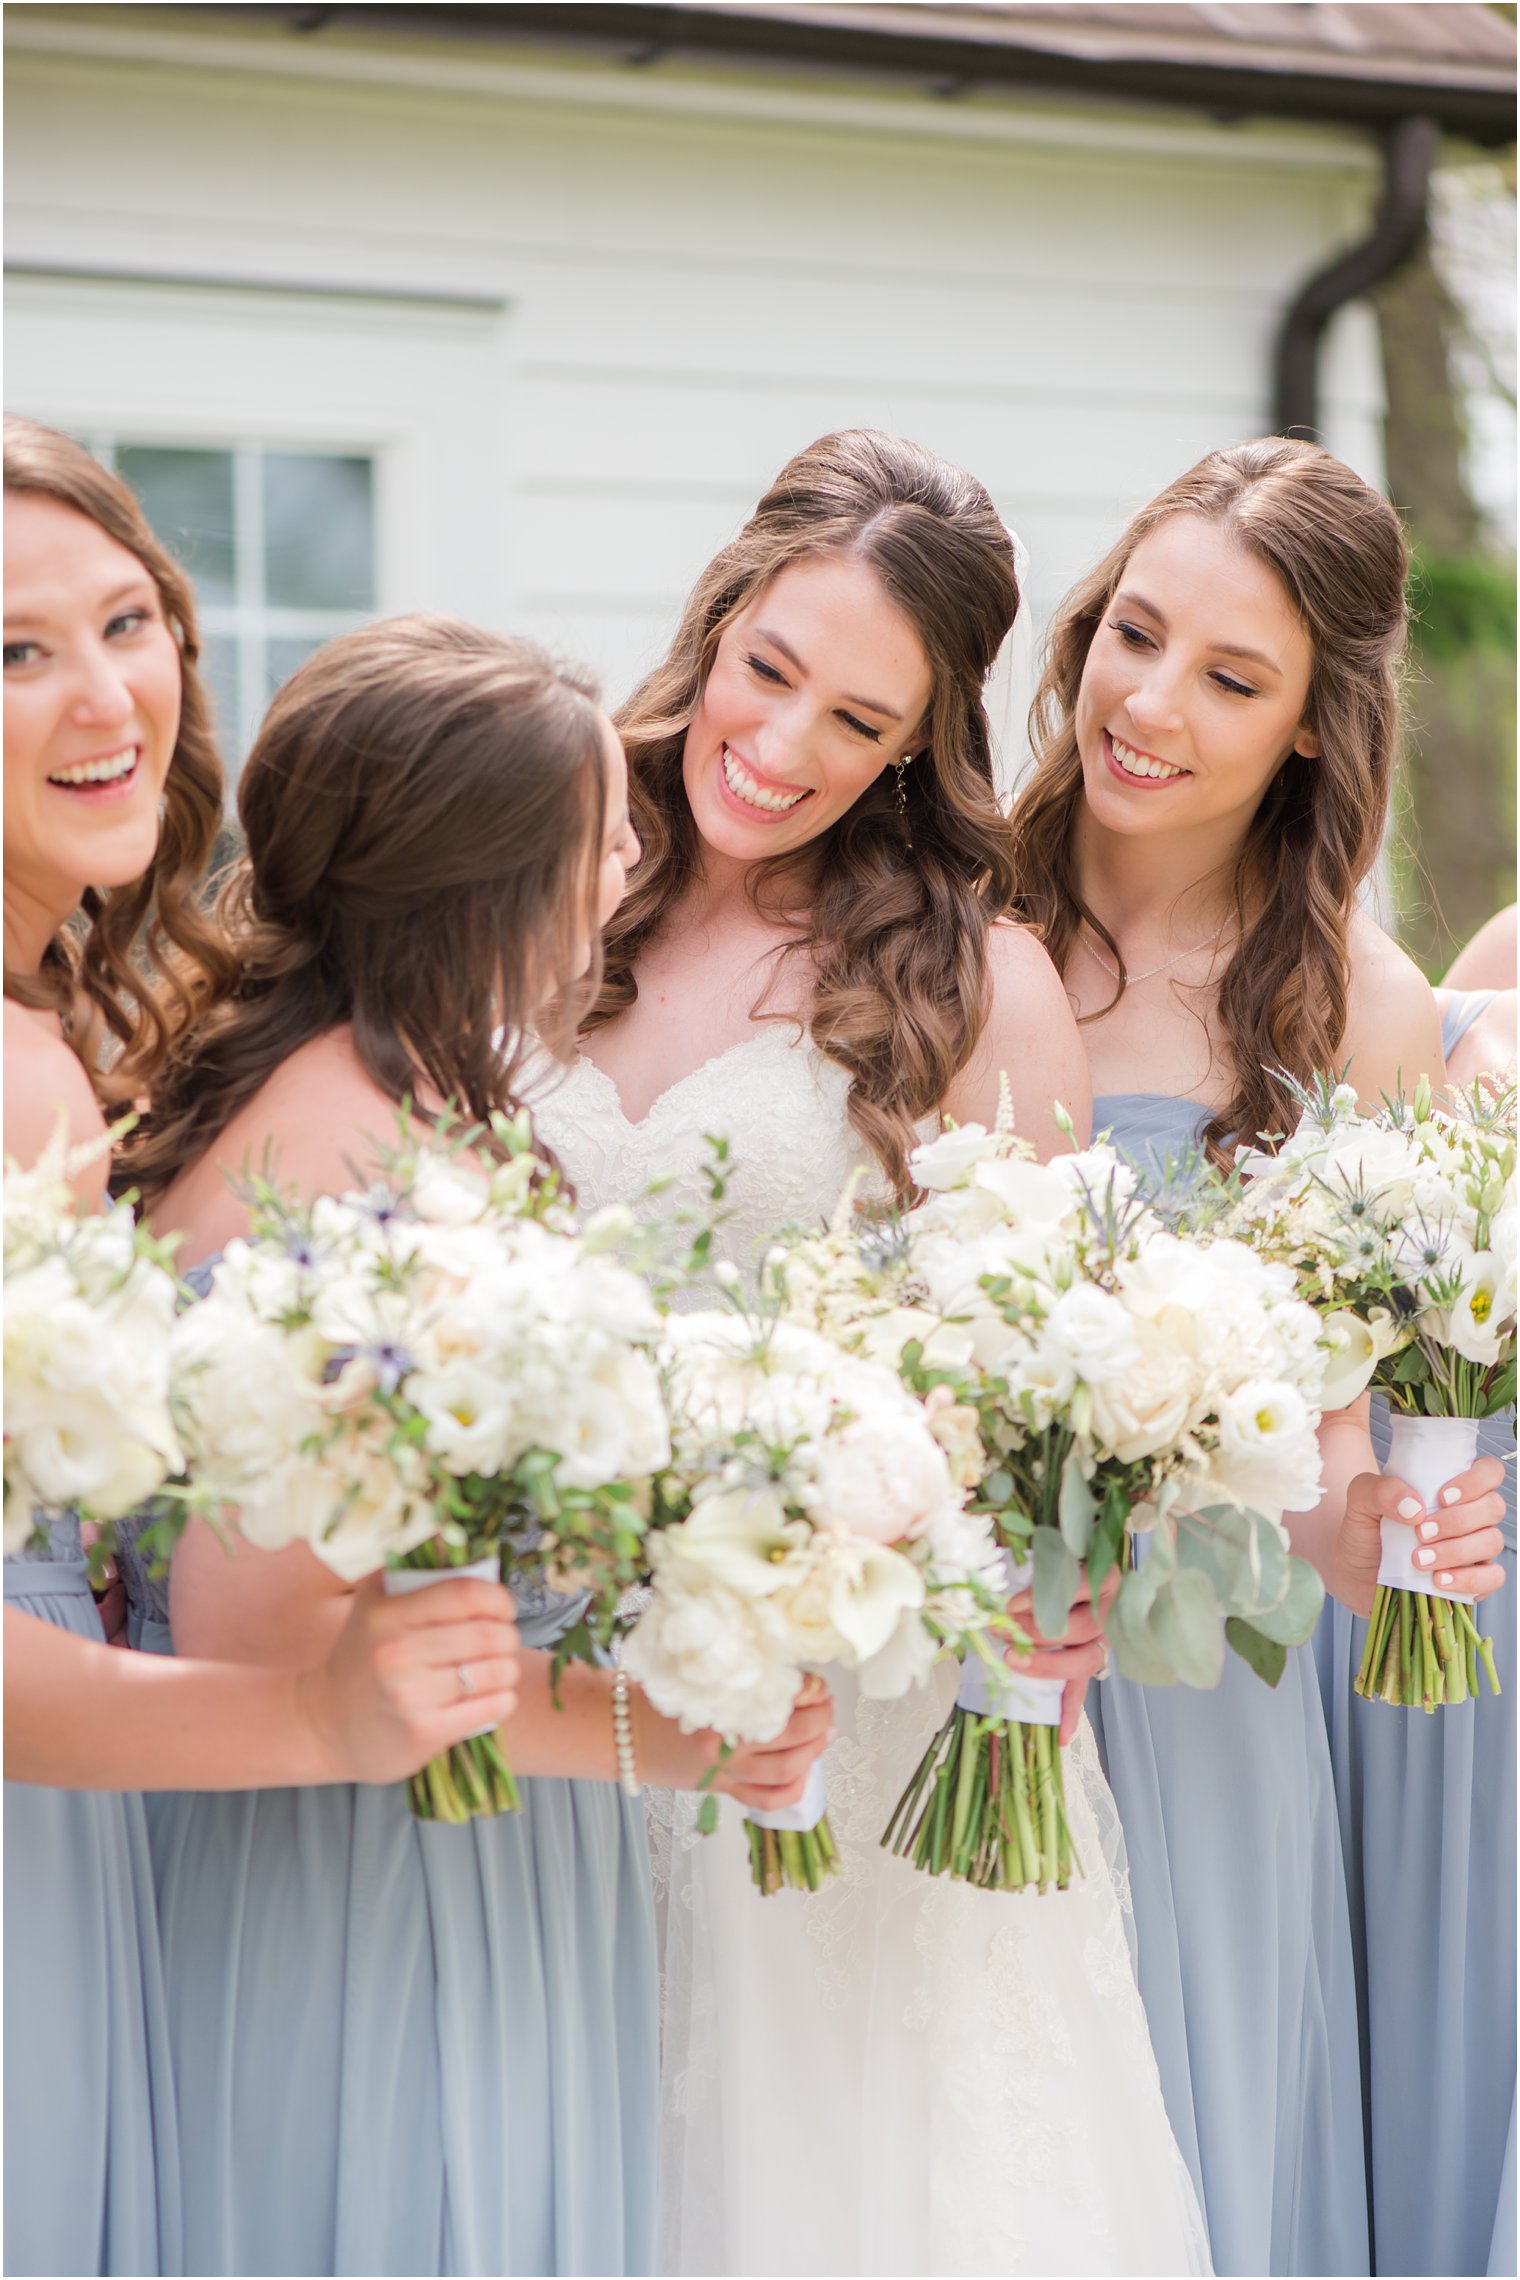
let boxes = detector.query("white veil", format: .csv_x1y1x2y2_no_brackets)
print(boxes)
985,525,1037,811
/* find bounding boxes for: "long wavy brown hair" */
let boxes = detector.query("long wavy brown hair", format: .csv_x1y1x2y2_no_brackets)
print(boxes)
591,430,1021,1196
1010,436,1409,1160
122,617,610,1207
3,415,233,1100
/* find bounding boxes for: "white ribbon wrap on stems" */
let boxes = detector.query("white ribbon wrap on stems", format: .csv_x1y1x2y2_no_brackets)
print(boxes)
957,1549,1064,1727
384,1554,503,1732
1378,1413,1480,1605
746,1759,829,1835
955,1652,1064,1728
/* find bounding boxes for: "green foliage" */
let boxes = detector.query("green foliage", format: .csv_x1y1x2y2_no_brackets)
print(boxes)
1408,550,1518,661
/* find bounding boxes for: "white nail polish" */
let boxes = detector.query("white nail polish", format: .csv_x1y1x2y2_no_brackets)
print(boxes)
1397,1496,1424,1520
1438,1573,1455,1590
1441,1486,1463,1507
1414,1548,1436,1569
1418,1519,1440,1541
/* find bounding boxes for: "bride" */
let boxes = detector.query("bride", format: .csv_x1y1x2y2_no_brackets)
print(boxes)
532,430,1211,2277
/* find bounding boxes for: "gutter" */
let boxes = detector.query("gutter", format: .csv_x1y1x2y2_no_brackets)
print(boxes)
1272,114,1440,441
177,5,1520,146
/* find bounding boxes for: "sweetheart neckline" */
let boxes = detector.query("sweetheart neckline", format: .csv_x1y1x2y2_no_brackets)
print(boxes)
570,1026,817,1133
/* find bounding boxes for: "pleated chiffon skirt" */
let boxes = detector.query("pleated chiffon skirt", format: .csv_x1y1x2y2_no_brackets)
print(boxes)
149,1767,659,2277
1090,1092,1369,2277
1315,1399,1516,2277
4,1547,181,2278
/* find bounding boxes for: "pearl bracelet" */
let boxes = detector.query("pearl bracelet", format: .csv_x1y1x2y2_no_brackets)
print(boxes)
610,1668,641,1799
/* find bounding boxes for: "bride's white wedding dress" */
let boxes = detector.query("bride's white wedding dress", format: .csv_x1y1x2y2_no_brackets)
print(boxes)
533,1028,1212,2279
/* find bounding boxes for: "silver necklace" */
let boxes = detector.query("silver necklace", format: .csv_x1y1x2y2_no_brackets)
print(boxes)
1080,914,1233,989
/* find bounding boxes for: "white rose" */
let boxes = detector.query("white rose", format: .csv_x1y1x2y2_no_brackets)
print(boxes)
1088,1317,1196,1463
1043,1284,1141,1386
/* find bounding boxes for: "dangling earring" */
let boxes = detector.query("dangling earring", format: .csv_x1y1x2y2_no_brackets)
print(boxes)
894,753,912,847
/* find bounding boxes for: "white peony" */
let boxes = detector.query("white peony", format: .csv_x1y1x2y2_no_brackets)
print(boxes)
622,1576,802,1743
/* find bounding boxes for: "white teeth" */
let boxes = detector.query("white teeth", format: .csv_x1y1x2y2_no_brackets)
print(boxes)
1111,736,1184,783
722,747,807,814
47,747,137,787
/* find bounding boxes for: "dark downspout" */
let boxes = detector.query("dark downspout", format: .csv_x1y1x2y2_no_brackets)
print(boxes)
1273,114,1440,441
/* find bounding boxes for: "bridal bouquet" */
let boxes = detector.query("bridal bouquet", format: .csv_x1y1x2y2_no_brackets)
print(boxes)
174,1112,671,1819
770,1095,1332,1892
1233,1075,1515,1710
621,1303,1005,1893
4,1128,184,1568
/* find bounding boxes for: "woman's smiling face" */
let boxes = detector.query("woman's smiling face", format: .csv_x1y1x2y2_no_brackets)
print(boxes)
680,554,933,867
4,492,182,937
1074,513,1320,846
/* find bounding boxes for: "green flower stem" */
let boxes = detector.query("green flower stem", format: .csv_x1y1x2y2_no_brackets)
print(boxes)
404,1731,522,1823
883,1705,1082,1894
1355,1583,1502,1713
746,1815,840,1896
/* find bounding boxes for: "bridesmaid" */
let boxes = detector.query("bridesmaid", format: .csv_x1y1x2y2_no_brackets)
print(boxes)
121,616,833,2278
1316,914,1516,2279
1008,436,1508,2276
3,417,523,2278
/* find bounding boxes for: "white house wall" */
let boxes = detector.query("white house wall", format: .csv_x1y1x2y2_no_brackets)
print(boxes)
6,19,1387,753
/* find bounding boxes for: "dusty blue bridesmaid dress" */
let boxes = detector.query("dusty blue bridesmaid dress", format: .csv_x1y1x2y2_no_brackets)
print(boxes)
1314,991,1516,2277
4,1516,181,2277
138,1538,659,2278
1085,1092,1370,2278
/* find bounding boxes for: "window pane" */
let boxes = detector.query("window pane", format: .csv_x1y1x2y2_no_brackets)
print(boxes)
116,447,236,607
266,634,327,705
197,633,241,759
263,453,374,611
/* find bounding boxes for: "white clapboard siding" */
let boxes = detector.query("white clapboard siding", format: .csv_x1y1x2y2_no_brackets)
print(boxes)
6,27,1386,733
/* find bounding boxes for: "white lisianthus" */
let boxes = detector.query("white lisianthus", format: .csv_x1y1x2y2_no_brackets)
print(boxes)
1212,1379,1323,1516
4,1176,188,1553
910,1124,992,1190
409,1361,516,1476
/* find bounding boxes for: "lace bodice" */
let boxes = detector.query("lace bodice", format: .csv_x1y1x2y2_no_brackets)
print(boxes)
531,1028,903,1277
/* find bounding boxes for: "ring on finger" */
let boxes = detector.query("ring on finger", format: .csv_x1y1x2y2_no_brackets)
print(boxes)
457,1663,475,1698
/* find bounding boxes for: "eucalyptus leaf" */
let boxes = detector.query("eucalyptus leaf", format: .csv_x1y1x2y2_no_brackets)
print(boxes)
1108,1570,1179,1686
1032,1527,1082,1640
1173,1505,1255,1608
1224,1617,1288,1687
1058,1449,1097,1558
1149,1567,1226,1689
1241,1553,1325,1645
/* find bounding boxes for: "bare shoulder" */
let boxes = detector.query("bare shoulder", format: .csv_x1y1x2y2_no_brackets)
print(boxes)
156,1029,404,1255
943,920,1092,1152
3,1000,109,1182
1443,905,1517,993
1342,909,1444,1102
